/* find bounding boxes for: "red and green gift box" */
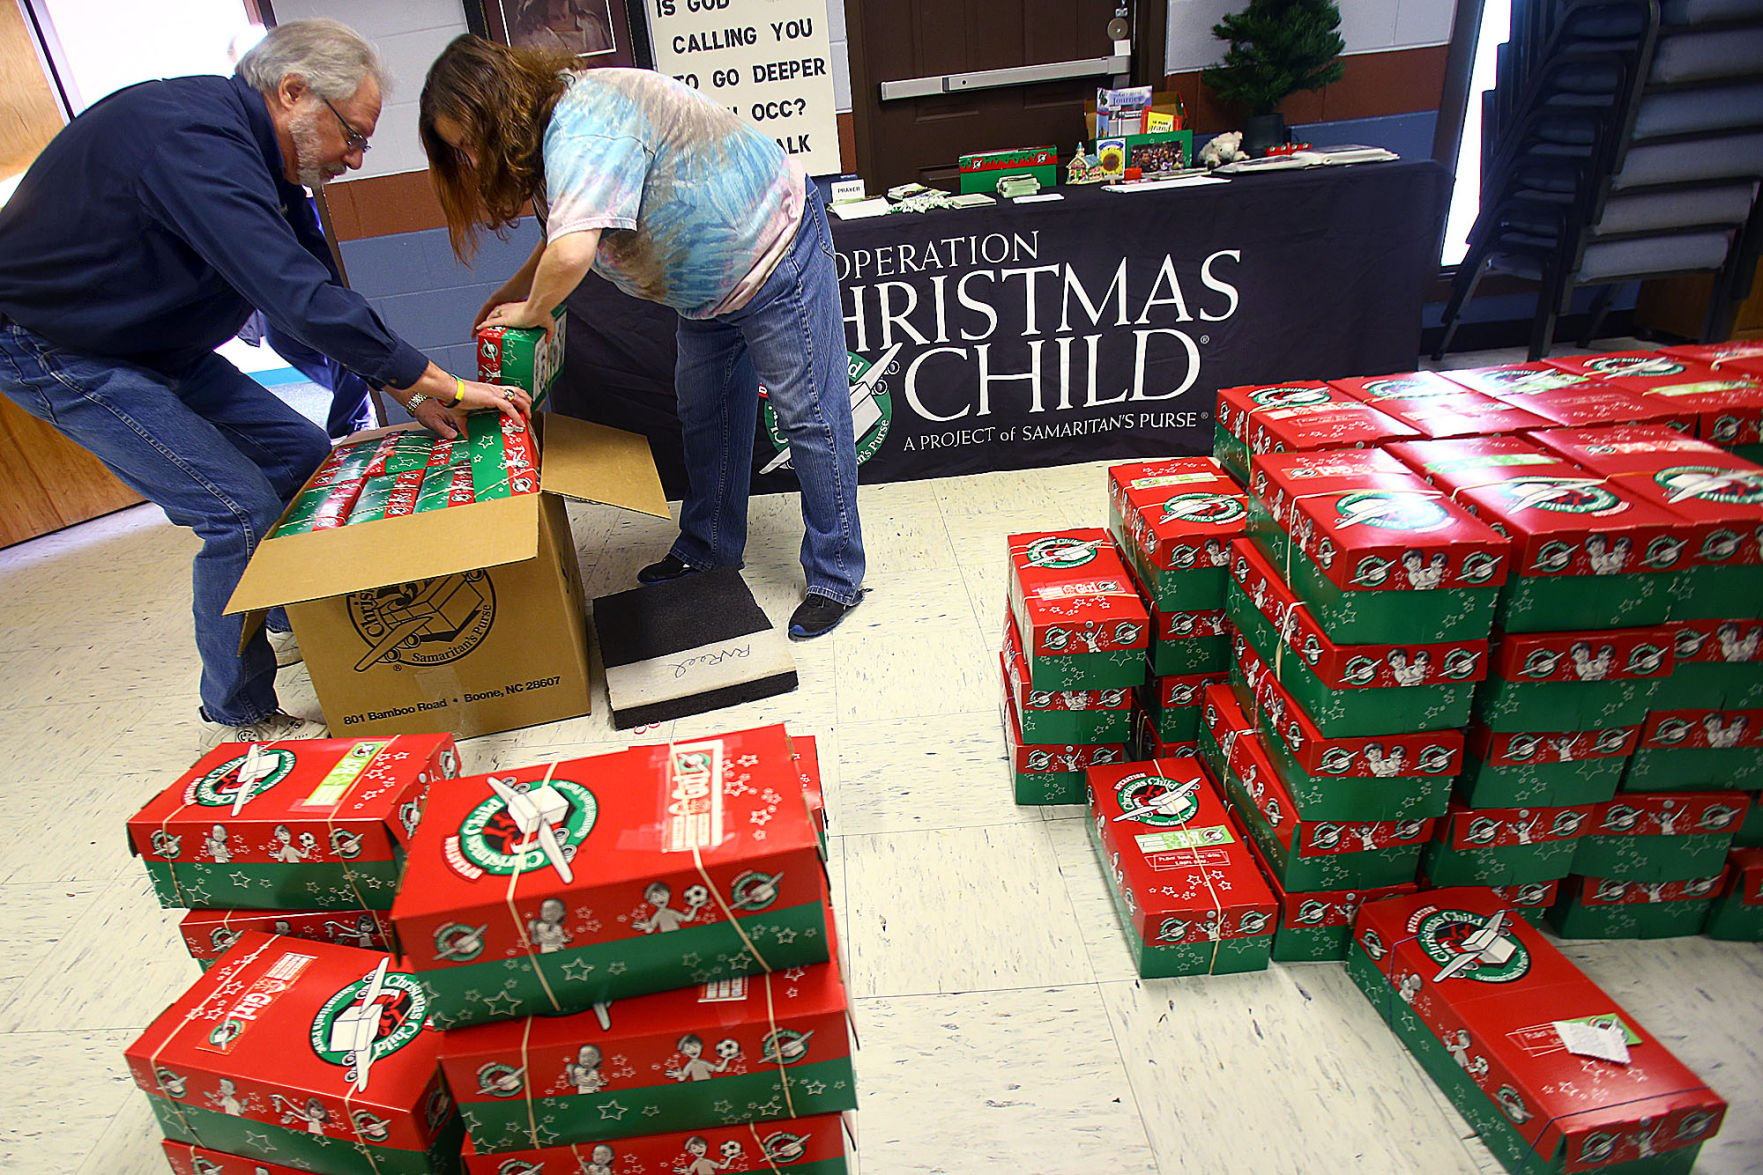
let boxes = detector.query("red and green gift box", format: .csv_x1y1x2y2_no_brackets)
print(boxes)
1702,846,1763,939
1329,369,1468,404
1412,879,1561,925
274,479,364,537
1388,435,1693,632
1366,390,1554,442
1213,380,1349,482
1000,696,1128,805
1481,382,1680,432
1000,614,1132,745
1421,801,1599,886
460,1113,852,1175
126,933,463,1175
1239,833,1419,962
1146,604,1229,675
476,305,566,410
180,909,393,969
1475,627,1673,732
1558,351,1763,454
1226,643,1461,822
1459,725,1637,808
440,963,854,1151
1217,714,1434,891
308,437,383,489
1246,448,1509,644
1086,757,1277,977
1006,529,1149,690
1528,425,1763,619
1439,361,1600,396
1545,873,1724,939
389,726,832,1029
414,464,477,513
162,1141,326,1175
466,410,541,502
1622,707,1763,792
1245,397,1419,463
1227,536,1486,735
128,735,458,910
1657,618,1763,709
1572,790,1750,881
1138,670,1227,745
1348,887,1726,1175
1105,457,1246,612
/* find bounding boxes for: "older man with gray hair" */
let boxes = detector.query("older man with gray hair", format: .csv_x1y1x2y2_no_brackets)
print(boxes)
0,19,529,748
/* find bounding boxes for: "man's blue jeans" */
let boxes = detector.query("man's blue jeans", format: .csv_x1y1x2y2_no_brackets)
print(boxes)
671,183,865,606
0,318,329,724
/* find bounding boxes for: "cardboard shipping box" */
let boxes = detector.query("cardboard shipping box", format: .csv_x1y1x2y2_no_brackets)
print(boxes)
441,963,855,1151
1348,888,1726,1175
227,415,668,739
390,726,832,1028
128,735,458,910
125,933,462,1175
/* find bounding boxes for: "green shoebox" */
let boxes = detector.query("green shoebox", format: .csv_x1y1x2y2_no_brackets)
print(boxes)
1001,698,1127,806
1572,790,1750,881
1545,873,1722,939
1385,434,1692,633
1656,619,1763,708
1226,638,1460,822
1140,671,1227,744
1227,549,1483,737
1105,457,1245,613
1621,707,1763,791
1215,422,1249,484
1702,847,1763,939
1243,448,1507,645
476,303,566,408
1147,607,1229,675
1421,802,1597,886
1001,616,1133,745
1458,725,1637,808
1474,628,1672,732
1735,791,1763,846
1239,827,1419,962
1220,736,1433,891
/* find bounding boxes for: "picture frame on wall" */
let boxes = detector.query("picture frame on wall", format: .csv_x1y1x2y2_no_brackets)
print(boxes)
467,0,653,69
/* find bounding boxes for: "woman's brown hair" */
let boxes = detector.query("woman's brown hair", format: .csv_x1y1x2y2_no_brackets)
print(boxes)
419,35,575,261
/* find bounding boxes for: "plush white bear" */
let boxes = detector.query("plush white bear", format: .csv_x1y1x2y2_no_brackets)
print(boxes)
1199,131,1249,169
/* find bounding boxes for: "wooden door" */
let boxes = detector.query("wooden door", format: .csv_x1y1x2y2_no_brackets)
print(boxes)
844,0,1164,192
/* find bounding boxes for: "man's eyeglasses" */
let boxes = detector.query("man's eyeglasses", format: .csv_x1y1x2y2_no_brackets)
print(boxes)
322,97,371,155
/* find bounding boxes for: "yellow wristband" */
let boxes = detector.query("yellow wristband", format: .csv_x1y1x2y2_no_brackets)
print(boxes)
450,377,466,407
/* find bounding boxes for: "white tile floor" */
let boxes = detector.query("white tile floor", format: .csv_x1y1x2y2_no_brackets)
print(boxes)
3,340,1762,1174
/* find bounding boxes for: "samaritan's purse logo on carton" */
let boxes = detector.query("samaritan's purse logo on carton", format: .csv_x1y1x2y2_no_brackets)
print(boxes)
763,348,896,472
310,970,428,1067
1024,535,1099,569
448,779,598,878
1331,490,1452,532
1160,493,1245,525
1413,908,1531,983
185,748,297,806
347,572,496,670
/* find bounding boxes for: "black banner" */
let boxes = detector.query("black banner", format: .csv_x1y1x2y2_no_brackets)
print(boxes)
554,161,1449,497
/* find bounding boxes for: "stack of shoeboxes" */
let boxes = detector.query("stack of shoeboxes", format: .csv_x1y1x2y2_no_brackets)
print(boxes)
273,413,540,538
1002,529,1146,802
1222,443,1510,956
390,724,857,1173
1104,457,1246,757
123,736,465,1171
1348,887,1727,1175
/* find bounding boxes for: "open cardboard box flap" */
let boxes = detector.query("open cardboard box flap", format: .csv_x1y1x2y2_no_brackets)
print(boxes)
225,414,667,617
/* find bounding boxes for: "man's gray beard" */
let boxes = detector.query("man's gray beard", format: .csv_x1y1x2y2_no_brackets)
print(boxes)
289,107,332,189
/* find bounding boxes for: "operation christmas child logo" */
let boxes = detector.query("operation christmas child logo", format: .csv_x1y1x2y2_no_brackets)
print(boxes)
1112,773,1201,826
184,748,297,806
1023,535,1100,569
1652,466,1763,505
309,969,430,1069
1411,907,1531,983
1160,492,1245,525
1582,356,1686,377
1331,490,1453,532
1495,477,1624,516
446,778,599,880
346,572,496,670
761,348,896,473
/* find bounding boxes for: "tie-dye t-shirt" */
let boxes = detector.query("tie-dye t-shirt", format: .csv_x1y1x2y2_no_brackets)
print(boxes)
541,69,806,319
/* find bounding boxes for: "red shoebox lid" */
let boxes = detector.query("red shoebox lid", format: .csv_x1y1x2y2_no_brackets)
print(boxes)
1372,390,1555,440
1216,381,1348,442
1352,888,1726,1171
1387,435,1696,577
1528,425,1763,567
1412,876,1563,910
1007,529,1150,655
1486,384,1681,430
1638,707,1763,751
1590,790,1750,840
125,933,451,1154
1229,537,1489,690
1489,626,1675,685
1440,362,1600,396
127,735,457,868
1249,448,1509,594
1662,341,1763,380
1467,725,1639,769
1330,370,1468,402
162,1141,313,1174
1107,457,1247,572
1564,873,1725,906
1667,618,1763,668
1088,757,1277,945
1432,801,1599,850
1247,399,1419,456
179,909,393,962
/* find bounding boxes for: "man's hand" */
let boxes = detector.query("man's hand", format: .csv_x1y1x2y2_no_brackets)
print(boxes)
478,301,555,339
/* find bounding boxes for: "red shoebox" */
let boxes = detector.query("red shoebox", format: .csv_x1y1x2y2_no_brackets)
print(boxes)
162,1142,313,1174
460,1113,852,1174
1006,529,1150,689
180,909,393,966
1329,370,1469,403
1439,362,1601,396
1482,383,1680,431
1662,341,1763,380
126,933,455,1172
1215,380,1351,446
439,962,854,1151
1370,391,1555,441
1386,435,1695,581
1351,887,1726,1170
1105,457,1247,594
128,735,458,911
1528,426,1763,571
390,726,831,1029
1549,351,1763,444
1246,398,1419,457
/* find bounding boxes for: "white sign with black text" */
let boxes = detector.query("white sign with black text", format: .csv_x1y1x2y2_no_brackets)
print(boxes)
648,0,841,175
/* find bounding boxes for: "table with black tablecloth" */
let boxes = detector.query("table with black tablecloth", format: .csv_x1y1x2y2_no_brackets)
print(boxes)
553,160,1449,496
